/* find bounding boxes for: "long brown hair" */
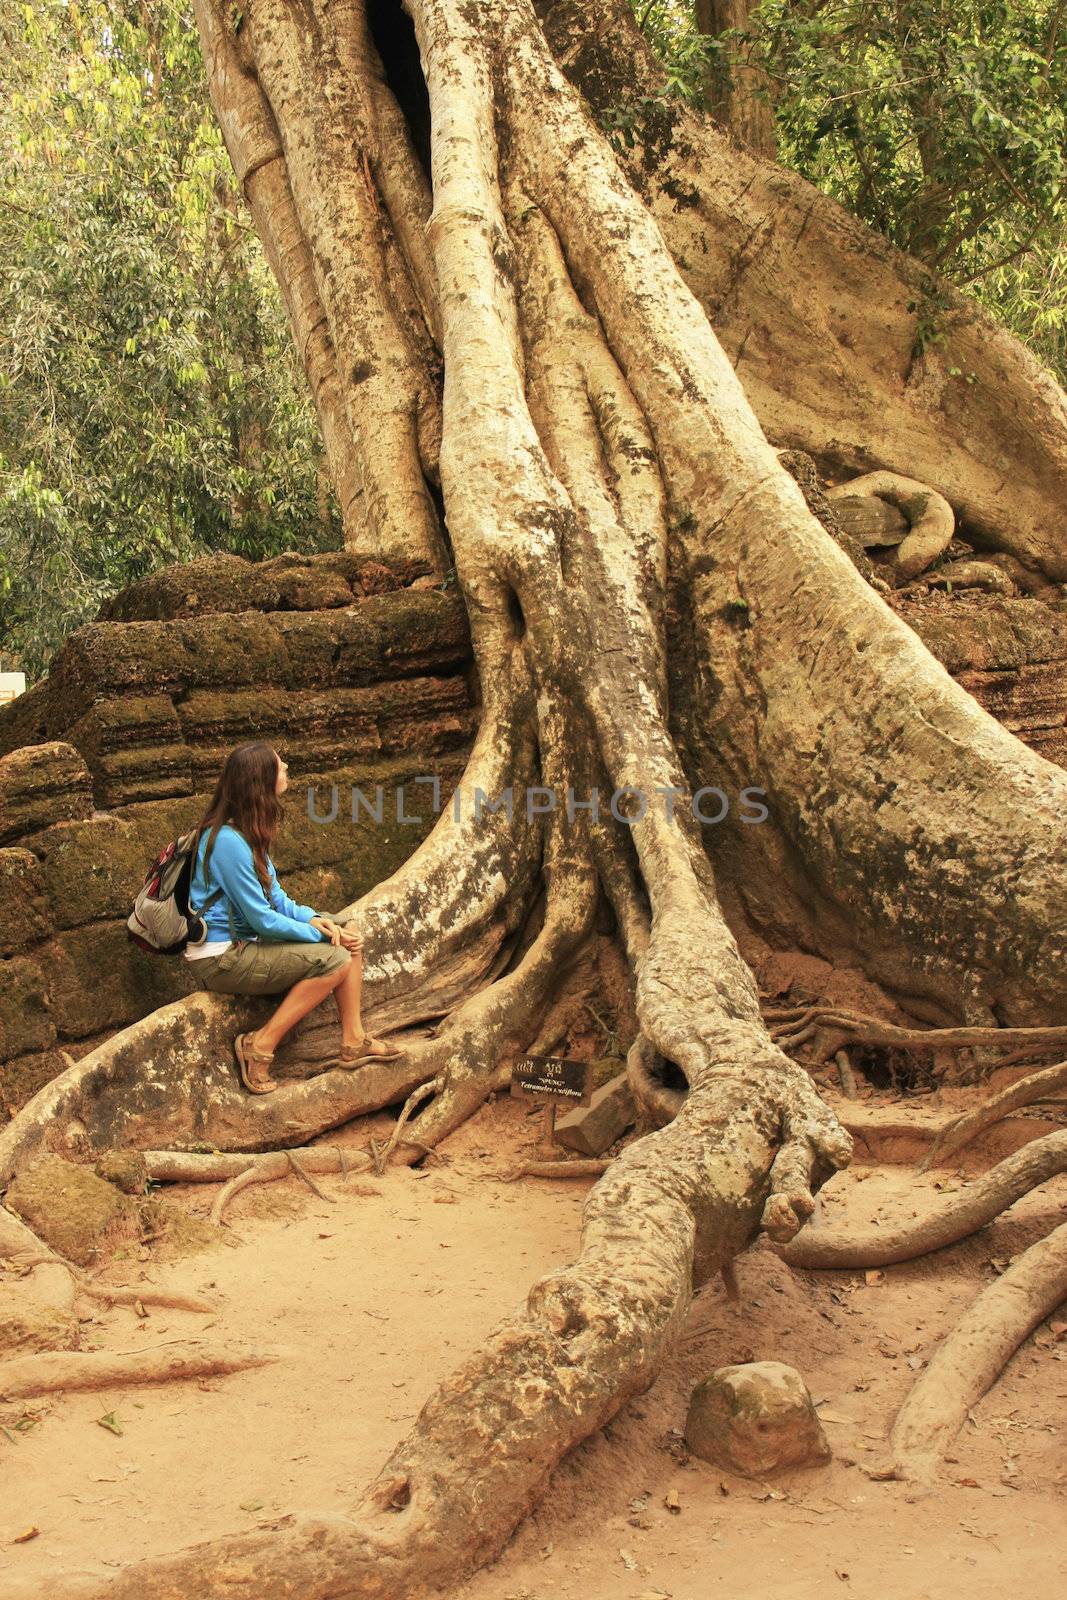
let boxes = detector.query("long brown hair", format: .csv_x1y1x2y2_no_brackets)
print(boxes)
198,742,282,894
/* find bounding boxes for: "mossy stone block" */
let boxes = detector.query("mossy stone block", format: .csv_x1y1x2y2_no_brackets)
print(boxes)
0,678,53,760
271,566,354,611
39,923,198,1040
0,957,55,1058
0,1047,70,1115
49,622,200,723
32,814,146,928
0,847,52,953
175,613,290,689
5,1155,136,1266
0,742,93,846
98,553,260,621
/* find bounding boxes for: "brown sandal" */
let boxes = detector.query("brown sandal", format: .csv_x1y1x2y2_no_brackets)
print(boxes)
234,1033,278,1095
331,1035,402,1069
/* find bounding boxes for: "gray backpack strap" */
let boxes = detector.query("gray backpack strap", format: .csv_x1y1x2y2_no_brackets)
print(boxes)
188,827,224,921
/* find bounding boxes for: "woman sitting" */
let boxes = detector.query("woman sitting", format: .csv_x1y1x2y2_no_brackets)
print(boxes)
186,741,400,1094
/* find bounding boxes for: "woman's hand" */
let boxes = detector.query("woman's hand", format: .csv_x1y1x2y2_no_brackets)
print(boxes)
311,916,364,953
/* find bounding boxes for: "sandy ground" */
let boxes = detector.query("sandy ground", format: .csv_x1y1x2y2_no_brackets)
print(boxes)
2,1095,1065,1599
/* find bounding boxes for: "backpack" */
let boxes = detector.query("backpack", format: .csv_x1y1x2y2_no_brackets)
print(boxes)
126,829,221,956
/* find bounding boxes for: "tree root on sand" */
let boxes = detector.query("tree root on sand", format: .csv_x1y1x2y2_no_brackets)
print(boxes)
888,1220,1067,1483
0,1342,276,1402
770,1008,1067,1064
918,1060,1067,1171
3,1258,216,1317
503,1159,612,1181
778,1131,1067,1270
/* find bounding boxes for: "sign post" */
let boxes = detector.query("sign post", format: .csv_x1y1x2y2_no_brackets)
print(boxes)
510,1056,591,1150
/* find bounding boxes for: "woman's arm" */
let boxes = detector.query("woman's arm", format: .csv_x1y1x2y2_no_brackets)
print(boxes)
211,831,326,943
266,859,317,925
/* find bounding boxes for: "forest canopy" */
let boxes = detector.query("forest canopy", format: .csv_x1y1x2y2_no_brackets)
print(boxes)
0,0,337,678
1,0,1063,678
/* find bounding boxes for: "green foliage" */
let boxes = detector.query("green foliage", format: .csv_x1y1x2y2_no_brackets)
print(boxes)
0,1,338,681
628,1,1067,383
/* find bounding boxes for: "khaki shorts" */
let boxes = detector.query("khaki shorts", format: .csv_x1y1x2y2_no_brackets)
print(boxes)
195,938,350,997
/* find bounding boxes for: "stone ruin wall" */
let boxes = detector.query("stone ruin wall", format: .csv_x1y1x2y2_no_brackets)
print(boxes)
0,553,475,1115
898,593,1067,770
0,552,1064,1117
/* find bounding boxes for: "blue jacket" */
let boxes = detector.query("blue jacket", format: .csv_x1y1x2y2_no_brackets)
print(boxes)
190,824,326,944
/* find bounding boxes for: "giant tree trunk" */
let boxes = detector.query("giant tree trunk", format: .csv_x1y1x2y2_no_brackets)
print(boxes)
693,0,777,159
25,1,1067,1595
538,0,1067,582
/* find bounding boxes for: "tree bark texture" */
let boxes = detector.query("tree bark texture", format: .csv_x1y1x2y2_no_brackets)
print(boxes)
693,0,777,159
538,0,1067,581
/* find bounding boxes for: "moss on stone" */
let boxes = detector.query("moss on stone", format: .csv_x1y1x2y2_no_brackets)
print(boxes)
0,1048,71,1116
69,695,184,757
0,956,55,1058
5,1155,137,1266
360,590,470,669
31,815,146,929
134,1196,223,1260
91,744,195,808
0,742,94,846
271,567,354,612
0,848,52,954
39,923,198,1040
283,867,347,913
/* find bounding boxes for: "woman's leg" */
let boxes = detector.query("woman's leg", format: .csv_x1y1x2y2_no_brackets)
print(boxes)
251,954,352,1055
333,946,364,1048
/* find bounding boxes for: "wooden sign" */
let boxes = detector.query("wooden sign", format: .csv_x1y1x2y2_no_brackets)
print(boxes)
511,1055,591,1105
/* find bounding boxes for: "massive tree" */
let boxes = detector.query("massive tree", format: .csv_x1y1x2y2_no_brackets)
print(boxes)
8,1,1067,1595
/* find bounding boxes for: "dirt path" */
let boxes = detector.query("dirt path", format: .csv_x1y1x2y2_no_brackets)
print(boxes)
2,1099,1065,1599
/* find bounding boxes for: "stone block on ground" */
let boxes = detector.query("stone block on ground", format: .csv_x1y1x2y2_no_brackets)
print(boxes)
0,743,94,846
554,1070,635,1156
5,1154,138,1266
686,1361,831,1477
94,1149,149,1194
